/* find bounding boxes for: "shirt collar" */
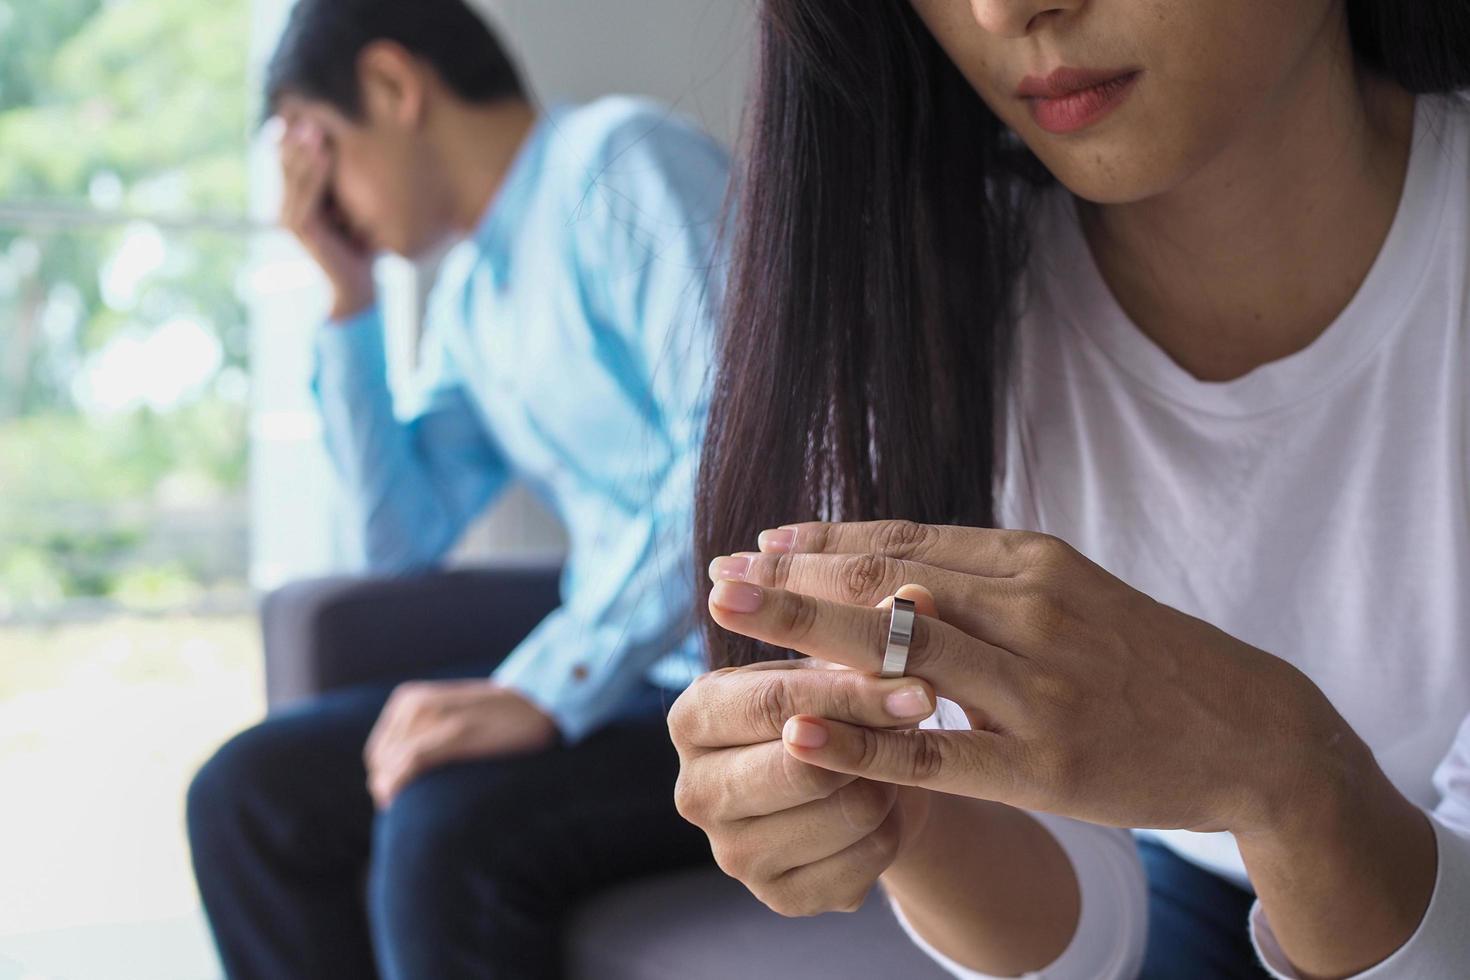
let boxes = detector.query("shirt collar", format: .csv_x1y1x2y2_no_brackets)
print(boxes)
470,104,561,286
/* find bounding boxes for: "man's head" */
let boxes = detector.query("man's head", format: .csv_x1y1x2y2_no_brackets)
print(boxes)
266,0,525,257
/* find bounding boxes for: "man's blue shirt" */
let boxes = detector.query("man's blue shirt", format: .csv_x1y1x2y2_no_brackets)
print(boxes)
312,97,727,742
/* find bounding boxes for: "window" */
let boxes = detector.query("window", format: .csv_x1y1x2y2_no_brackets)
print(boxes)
0,2,262,975
0,1,745,974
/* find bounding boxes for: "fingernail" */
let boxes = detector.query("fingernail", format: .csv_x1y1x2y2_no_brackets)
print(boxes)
885,686,932,719
708,555,751,582
710,580,763,613
758,527,797,553
783,717,828,749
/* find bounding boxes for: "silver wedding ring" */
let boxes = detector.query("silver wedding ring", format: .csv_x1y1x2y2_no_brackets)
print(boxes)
880,596,916,678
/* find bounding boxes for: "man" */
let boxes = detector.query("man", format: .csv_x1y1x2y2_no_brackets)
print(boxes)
186,1,726,976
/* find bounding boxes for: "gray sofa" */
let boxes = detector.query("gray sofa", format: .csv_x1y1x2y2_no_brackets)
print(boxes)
260,565,951,979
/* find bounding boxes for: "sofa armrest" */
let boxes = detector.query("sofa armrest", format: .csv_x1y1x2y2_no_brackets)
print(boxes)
260,563,563,710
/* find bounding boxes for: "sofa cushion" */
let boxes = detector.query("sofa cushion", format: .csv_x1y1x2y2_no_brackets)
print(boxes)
566,867,953,979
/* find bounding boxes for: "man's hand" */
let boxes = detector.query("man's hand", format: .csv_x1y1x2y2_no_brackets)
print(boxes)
364,679,558,808
276,116,376,320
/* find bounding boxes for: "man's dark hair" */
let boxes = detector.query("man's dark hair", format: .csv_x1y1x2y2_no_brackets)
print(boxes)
265,0,525,118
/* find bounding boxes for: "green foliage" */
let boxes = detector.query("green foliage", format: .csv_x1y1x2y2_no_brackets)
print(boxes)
0,401,249,606
0,401,248,504
0,0,248,208
0,0,104,112
0,0,253,611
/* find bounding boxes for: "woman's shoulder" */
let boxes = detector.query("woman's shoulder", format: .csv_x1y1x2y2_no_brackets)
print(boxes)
1424,88,1470,148
1418,90,1470,237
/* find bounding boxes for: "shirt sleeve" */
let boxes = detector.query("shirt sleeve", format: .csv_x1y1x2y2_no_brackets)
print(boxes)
491,448,705,743
490,107,729,743
313,301,511,572
1250,712,1470,979
888,700,1150,980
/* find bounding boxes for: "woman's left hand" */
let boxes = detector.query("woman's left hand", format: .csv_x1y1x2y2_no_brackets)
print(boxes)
706,520,1364,839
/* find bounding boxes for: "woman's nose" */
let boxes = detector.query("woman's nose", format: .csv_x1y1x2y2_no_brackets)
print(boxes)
967,0,1084,39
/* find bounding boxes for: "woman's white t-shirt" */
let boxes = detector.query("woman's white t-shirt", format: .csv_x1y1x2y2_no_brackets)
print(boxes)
899,90,1470,979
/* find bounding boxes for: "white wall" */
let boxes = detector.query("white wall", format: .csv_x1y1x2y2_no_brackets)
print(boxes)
450,0,755,563
476,0,754,146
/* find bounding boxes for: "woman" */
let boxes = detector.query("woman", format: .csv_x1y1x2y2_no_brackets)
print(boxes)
667,1,1470,977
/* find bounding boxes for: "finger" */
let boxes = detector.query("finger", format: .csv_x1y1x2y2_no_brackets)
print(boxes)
371,720,463,807
719,779,897,881
715,552,1019,644
286,155,330,228
363,698,406,771
707,581,1023,709
757,520,1053,578
368,730,417,805
363,684,431,770
279,128,315,181
714,551,969,606
782,716,1028,803
877,587,938,732
280,135,328,207
363,716,389,771
678,740,857,823
891,583,938,619
667,661,938,751
725,658,849,674
755,806,904,917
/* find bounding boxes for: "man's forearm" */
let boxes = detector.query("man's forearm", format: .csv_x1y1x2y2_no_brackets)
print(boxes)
882,794,1081,977
1237,737,1436,979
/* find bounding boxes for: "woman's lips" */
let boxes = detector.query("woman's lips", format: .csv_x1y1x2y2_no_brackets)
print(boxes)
1017,68,1141,135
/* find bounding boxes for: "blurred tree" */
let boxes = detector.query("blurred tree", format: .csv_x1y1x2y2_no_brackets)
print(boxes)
0,0,249,415
0,0,253,607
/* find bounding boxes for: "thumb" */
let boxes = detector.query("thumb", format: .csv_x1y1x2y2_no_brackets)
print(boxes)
875,583,939,620
895,583,939,619
781,715,1021,801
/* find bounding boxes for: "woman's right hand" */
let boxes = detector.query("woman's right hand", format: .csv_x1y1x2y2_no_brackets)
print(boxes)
668,658,938,916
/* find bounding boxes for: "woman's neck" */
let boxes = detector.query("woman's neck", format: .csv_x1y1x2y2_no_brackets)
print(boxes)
1077,58,1416,383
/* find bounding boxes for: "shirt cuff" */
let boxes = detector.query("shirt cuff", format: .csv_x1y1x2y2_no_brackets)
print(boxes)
490,629,639,745
1250,813,1470,978
887,812,1148,980
490,643,586,741
315,304,385,367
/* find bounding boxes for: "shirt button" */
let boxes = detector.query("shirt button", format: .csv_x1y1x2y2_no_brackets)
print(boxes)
572,665,590,682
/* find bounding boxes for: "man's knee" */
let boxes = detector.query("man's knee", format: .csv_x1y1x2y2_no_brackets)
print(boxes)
187,718,313,857
368,761,532,910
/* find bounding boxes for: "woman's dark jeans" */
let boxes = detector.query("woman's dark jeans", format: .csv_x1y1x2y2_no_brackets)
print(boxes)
1141,837,1271,978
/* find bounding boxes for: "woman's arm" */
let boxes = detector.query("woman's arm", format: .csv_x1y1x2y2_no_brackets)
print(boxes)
879,698,1144,979
882,795,1082,977
885,794,1151,980
705,520,1458,978
1245,712,1470,979
313,305,511,572
1238,743,1435,979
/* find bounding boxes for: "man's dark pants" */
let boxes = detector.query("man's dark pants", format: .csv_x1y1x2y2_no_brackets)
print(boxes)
186,652,711,980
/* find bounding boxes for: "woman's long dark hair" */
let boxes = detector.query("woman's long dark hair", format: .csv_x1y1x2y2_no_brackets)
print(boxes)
698,0,1470,669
